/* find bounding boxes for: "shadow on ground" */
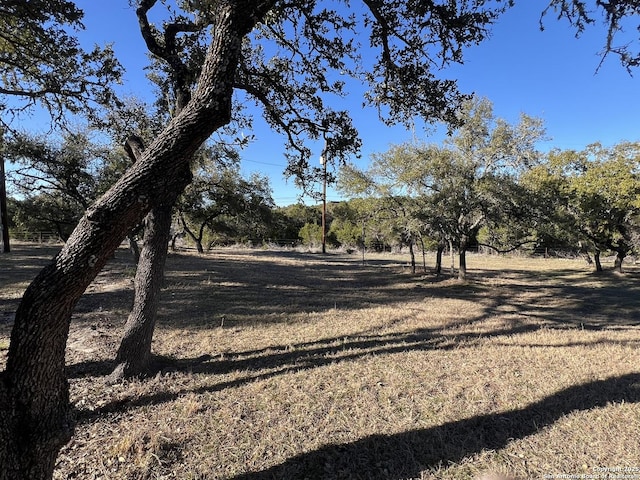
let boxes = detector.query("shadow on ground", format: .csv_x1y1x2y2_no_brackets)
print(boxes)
70,308,639,426
4,246,638,333
68,249,640,332
65,248,640,393
5,246,640,478
224,372,640,480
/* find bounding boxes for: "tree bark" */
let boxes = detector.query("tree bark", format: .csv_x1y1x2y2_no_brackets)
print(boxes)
416,235,426,273
180,212,205,254
458,240,468,281
194,237,204,254
408,237,416,274
449,239,455,277
110,164,191,380
435,243,444,275
458,250,467,280
110,132,192,379
594,249,603,272
0,3,271,476
110,0,211,379
614,250,625,273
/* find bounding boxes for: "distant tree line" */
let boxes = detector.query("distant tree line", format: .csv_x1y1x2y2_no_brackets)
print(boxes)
338,98,640,278
6,99,640,281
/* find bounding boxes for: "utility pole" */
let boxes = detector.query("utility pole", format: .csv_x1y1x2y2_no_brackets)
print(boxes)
319,138,327,254
0,132,10,253
361,217,365,265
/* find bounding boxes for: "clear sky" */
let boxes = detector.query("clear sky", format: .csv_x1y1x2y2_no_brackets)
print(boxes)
72,2,640,206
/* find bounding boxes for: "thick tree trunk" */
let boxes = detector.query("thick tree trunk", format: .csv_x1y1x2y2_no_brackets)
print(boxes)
0,3,269,476
614,251,625,273
435,243,444,275
111,209,173,378
458,245,467,281
0,214,136,479
594,249,603,272
111,163,191,379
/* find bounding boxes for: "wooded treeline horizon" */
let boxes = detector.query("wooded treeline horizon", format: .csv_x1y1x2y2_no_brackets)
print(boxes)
5,96,639,280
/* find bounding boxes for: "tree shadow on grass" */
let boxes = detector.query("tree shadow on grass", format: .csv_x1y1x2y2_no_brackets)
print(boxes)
225,372,640,480
68,328,640,478
70,319,542,421
53,249,640,337
63,252,640,478
159,252,640,330
66,253,640,401
62,248,640,384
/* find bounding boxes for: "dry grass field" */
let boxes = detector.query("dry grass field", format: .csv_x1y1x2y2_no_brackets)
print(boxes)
1,243,640,479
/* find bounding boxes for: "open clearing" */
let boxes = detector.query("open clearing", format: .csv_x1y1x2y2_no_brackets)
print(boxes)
1,244,640,479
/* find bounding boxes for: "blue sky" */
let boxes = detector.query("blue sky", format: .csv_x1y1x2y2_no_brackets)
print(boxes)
71,2,640,205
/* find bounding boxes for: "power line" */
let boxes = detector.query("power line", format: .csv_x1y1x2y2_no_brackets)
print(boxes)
241,158,286,168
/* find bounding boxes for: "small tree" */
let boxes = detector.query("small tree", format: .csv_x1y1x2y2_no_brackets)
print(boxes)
299,222,323,249
178,167,275,251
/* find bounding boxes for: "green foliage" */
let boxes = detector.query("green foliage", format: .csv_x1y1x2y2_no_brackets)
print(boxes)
0,0,122,124
329,195,400,250
343,97,545,257
10,193,83,240
329,199,380,248
5,129,119,238
298,222,322,248
521,141,640,267
178,164,275,249
269,203,321,241
548,143,640,265
328,217,361,248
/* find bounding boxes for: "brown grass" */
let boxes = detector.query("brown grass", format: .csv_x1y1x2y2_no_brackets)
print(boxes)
1,244,640,479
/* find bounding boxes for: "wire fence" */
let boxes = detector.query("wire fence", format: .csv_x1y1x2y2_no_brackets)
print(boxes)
8,231,635,263
10,230,63,244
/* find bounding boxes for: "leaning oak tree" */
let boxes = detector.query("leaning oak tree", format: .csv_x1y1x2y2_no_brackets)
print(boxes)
107,0,197,380
0,2,275,476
